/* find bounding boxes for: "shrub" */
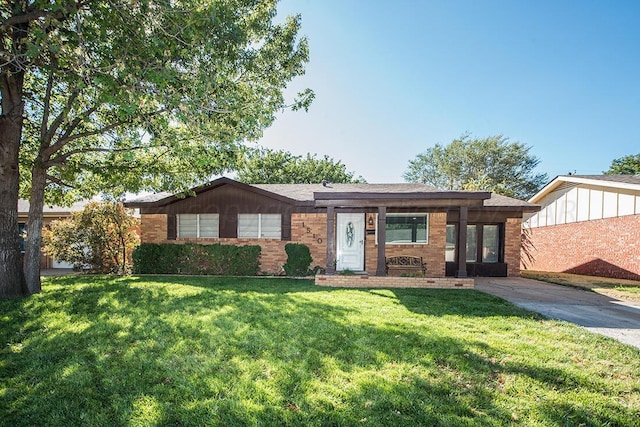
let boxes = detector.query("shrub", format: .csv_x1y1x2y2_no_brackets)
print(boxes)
43,202,140,274
132,243,261,276
132,243,185,274
283,243,313,276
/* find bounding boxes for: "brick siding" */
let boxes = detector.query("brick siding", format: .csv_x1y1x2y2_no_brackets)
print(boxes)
505,218,522,277
291,213,327,270
140,213,317,274
523,215,640,280
364,212,447,277
138,211,520,278
140,214,168,244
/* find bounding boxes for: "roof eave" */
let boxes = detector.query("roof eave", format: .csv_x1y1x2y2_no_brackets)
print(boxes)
124,177,304,208
313,191,491,201
529,175,640,203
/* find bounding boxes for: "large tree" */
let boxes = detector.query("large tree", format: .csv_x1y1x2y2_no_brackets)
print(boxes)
403,134,547,200
235,147,365,184
1,0,312,297
605,153,640,175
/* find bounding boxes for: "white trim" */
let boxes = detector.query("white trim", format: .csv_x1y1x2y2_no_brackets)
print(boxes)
529,175,640,203
237,213,281,239
177,213,219,238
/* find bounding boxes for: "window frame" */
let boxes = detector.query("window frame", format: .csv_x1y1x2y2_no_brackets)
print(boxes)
237,213,282,239
376,213,429,245
177,213,220,239
445,222,504,264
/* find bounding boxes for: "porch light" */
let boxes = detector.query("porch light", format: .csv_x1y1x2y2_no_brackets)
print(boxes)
368,214,375,226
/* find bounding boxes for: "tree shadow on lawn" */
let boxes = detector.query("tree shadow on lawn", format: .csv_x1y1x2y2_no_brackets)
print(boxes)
1,277,638,426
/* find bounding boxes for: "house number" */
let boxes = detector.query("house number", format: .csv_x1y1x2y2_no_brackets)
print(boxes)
346,222,355,247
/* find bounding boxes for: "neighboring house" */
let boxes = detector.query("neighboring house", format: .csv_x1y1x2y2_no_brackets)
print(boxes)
18,199,87,269
523,175,640,280
126,177,537,278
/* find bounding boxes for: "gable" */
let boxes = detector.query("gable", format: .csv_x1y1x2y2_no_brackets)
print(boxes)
524,180,640,228
134,179,302,215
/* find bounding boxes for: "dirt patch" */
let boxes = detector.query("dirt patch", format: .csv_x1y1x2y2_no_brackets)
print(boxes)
522,270,640,303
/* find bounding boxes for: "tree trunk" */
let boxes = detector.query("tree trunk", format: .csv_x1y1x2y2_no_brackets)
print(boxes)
24,165,47,294
0,117,27,298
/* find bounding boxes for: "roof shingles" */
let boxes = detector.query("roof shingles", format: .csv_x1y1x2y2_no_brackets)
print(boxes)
125,177,536,210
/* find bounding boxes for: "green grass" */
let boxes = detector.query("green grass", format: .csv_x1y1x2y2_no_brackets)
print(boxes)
1,276,639,426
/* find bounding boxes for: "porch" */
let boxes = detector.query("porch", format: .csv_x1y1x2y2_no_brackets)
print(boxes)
317,190,491,279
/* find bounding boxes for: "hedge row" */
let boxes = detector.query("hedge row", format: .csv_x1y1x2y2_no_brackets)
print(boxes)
132,243,261,276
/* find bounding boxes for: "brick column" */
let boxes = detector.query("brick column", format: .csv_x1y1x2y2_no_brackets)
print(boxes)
326,207,336,274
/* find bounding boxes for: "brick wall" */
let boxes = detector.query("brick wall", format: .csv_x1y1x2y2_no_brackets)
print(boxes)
523,215,640,280
364,212,447,277
139,211,446,276
140,213,308,274
505,218,522,277
140,214,168,244
291,213,327,270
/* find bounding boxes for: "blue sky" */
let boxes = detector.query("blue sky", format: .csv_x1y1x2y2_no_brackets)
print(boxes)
259,0,640,183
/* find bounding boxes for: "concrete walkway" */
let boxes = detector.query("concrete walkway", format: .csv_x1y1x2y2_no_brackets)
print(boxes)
475,277,640,350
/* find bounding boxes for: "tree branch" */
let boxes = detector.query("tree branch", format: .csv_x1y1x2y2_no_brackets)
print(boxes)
41,88,81,155
47,145,149,167
0,2,85,30
39,67,56,146
45,174,75,189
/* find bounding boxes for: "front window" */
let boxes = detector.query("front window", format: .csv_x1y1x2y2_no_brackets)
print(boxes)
466,225,477,262
482,225,499,263
385,213,428,244
238,214,281,239
445,224,456,262
177,214,219,238
446,223,501,264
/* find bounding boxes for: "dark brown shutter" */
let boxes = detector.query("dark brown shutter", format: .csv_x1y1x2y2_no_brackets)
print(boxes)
282,213,291,241
167,215,177,240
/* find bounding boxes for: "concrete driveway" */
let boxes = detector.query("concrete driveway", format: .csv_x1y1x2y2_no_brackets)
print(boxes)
475,277,640,350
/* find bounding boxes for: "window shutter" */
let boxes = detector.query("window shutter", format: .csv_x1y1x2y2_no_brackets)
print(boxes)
167,215,177,240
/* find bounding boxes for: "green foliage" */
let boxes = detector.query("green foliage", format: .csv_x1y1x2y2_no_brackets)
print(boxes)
132,243,261,276
605,153,640,175
283,243,313,276
1,0,314,293
130,243,185,275
42,201,139,273
403,134,548,200
236,146,366,184
3,1,312,202
1,276,639,425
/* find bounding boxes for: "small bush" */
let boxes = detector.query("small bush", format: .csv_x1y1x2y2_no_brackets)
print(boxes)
283,243,313,276
132,243,261,276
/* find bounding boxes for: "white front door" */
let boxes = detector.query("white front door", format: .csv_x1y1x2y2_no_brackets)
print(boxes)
336,213,365,271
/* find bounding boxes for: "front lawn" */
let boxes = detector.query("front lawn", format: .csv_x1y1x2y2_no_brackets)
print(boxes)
1,276,639,426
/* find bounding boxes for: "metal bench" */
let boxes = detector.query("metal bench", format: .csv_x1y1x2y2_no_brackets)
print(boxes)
385,256,426,276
